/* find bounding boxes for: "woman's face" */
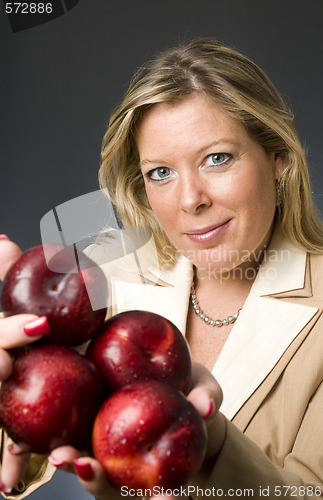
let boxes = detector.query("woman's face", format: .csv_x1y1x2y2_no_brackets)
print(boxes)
136,94,284,278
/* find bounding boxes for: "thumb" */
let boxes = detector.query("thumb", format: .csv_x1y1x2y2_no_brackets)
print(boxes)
0,238,23,281
186,362,223,419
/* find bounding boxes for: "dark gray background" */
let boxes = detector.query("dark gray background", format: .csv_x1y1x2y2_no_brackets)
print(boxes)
1,0,322,498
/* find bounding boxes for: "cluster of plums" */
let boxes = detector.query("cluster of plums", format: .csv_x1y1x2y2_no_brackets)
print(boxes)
0,245,207,490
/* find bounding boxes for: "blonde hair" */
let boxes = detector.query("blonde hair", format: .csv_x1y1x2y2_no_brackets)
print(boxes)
99,38,323,267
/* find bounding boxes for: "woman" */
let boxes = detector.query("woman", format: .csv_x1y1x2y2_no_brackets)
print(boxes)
0,38,322,499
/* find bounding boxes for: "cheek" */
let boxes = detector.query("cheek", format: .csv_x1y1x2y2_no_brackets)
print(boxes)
226,164,276,216
145,187,178,229
251,167,277,211
235,175,277,243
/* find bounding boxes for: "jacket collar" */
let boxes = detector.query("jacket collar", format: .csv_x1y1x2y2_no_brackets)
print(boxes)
248,226,311,298
147,225,311,299
91,223,310,297
147,255,193,287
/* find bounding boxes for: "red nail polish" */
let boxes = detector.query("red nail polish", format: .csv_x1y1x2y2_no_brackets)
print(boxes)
0,234,10,241
203,399,215,420
23,316,51,337
48,456,68,468
0,481,12,494
73,460,95,481
8,443,29,456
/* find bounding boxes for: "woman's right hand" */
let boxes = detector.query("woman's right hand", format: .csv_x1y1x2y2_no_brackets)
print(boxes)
0,236,51,494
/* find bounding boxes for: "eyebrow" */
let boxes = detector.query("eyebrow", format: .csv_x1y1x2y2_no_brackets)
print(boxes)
197,138,240,154
139,138,240,168
140,158,167,167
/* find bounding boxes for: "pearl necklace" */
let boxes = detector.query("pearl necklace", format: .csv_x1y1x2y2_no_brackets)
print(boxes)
190,283,242,327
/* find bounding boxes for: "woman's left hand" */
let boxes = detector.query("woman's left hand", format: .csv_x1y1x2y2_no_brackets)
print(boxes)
187,361,226,460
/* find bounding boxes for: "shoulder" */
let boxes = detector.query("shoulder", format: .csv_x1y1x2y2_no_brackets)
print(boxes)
309,251,323,298
309,250,323,269
83,233,163,286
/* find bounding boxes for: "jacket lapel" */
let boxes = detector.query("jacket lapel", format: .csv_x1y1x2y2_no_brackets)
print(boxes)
113,278,191,334
212,228,318,419
212,295,318,419
112,254,193,334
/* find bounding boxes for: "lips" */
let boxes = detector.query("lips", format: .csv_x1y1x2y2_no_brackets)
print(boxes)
185,220,231,244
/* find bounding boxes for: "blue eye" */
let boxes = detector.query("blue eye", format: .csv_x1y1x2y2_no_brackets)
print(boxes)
203,153,232,167
212,153,227,164
147,167,171,182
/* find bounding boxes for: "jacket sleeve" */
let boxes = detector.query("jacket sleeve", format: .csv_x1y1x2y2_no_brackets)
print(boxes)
197,382,322,499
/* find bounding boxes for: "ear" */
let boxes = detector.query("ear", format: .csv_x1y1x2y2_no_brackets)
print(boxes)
274,151,287,180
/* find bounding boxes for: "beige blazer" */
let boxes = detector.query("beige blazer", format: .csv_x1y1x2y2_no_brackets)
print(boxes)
2,226,322,498
88,225,323,497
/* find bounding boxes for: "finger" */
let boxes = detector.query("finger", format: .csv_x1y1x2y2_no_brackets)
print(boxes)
49,449,121,499
187,363,227,459
189,361,222,395
0,348,13,380
7,442,31,456
187,386,216,419
0,314,51,350
0,440,31,495
72,457,119,500
0,239,22,281
187,361,223,418
48,445,86,473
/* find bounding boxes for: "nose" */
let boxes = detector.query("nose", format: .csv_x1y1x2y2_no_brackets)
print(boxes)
179,173,212,214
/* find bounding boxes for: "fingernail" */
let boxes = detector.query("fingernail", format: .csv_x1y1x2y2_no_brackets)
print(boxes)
203,399,215,420
0,234,10,241
8,443,30,456
48,456,67,468
73,459,95,481
0,481,12,494
23,316,51,337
